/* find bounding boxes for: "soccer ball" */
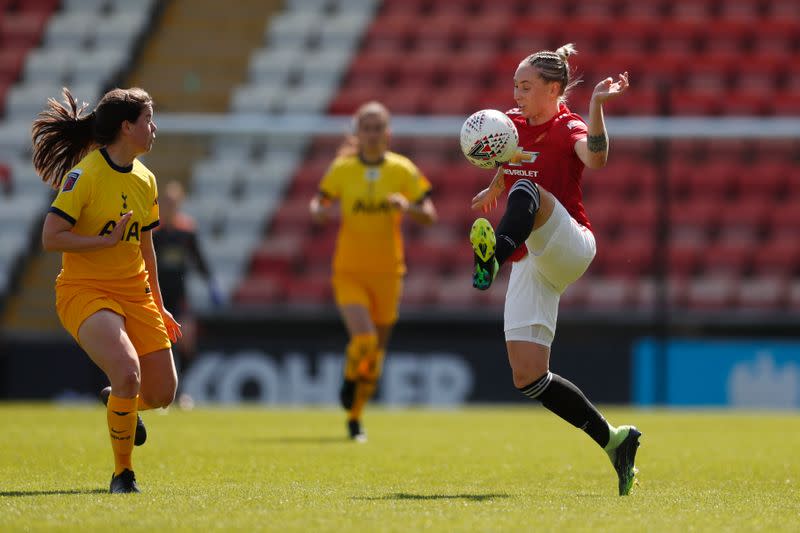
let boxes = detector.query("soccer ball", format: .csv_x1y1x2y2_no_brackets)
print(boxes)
459,109,519,169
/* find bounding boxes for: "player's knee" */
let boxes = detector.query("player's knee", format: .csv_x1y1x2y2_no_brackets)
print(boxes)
112,367,141,396
512,368,549,389
143,387,176,408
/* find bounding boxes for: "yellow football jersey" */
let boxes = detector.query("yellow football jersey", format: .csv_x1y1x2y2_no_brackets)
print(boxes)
49,148,159,282
319,151,431,275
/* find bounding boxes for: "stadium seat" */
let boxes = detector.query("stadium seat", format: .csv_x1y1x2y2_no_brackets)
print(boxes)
434,270,485,308
234,277,286,305
668,239,704,278
584,278,637,309
767,203,800,240
737,277,788,310
715,200,768,243
685,276,737,310
249,232,305,278
701,240,754,277
283,273,332,306
789,280,800,311
751,236,800,278
598,236,655,278
401,269,438,307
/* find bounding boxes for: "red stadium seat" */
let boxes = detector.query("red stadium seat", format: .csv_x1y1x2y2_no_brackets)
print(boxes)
586,198,622,239
404,238,455,274
234,277,286,305
735,161,788,202
668,239,704,278
249,232,305,277
752,236,800,277
767,203,800,240
394,51,450,87
269,196,316,235
434,270,487,308
686,160,740,199
401,269,439,307
701,240,754,277
716,199,769,242
0,11,48,47
0,44,28,85
617,198,659,239
669,198,719,241
765,0,800,20
284,274,332,306
599,235,656,278
584,278,638,309
669,88,723,115
766,89,800,116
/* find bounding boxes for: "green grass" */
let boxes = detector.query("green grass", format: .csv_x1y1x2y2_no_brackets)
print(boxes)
1,404,799,532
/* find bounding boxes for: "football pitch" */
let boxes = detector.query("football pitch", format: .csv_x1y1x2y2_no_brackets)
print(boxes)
1,405,798,532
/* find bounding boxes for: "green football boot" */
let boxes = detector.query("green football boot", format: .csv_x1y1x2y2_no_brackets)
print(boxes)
470,218,499,290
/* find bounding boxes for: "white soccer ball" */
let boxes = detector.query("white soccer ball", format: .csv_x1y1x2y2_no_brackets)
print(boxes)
459,109,519,169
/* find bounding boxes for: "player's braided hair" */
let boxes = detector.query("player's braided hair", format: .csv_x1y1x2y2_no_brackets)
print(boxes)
32,87,152,189
522,43,582,103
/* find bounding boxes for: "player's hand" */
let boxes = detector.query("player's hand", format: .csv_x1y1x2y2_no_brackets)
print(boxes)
160,307,182,343
387,193,409,212
310,198,335,224
591,72,629,104
471,187,499,213
104,211,132,247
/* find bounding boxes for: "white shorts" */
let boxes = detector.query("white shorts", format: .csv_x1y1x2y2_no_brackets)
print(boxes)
504,199,596,347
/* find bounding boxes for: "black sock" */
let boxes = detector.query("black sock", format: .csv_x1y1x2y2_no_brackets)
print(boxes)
495,180,540,265
518,371,610,448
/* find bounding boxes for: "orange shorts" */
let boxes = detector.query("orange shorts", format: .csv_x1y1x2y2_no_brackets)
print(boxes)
332,271,403,325
55,272,171,356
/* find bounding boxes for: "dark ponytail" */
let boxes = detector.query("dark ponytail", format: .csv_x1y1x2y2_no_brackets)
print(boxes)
31,88,96,189
31,86,153,189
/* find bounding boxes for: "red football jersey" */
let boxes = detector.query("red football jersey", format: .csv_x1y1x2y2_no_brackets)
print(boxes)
503,103,591,231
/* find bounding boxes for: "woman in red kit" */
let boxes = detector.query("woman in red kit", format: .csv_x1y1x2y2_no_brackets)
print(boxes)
468,44,641,495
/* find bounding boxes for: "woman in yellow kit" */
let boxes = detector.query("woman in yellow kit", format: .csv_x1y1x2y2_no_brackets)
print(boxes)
309,101,437,441
32,87,180,493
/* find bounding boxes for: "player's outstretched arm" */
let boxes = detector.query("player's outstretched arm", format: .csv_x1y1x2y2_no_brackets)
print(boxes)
575,71,629,169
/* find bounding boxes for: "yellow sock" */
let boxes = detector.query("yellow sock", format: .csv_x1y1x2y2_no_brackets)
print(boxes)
107,394,138,475
343,333,378,382
348,349,384,421
348,380,376,421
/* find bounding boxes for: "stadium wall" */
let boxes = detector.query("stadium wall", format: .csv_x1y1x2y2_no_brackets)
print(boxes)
3,314,798,407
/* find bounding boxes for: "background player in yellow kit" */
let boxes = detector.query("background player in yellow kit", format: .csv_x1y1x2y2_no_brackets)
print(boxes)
309,101,437,441
32,87,180,493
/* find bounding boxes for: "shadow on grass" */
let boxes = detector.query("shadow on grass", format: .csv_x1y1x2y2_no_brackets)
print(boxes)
251,436,349,445
1,489,107,497
355,493,510,502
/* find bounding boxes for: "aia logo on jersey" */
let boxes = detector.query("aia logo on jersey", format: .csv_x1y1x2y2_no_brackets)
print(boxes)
508,150,539,166
62,169,82,192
